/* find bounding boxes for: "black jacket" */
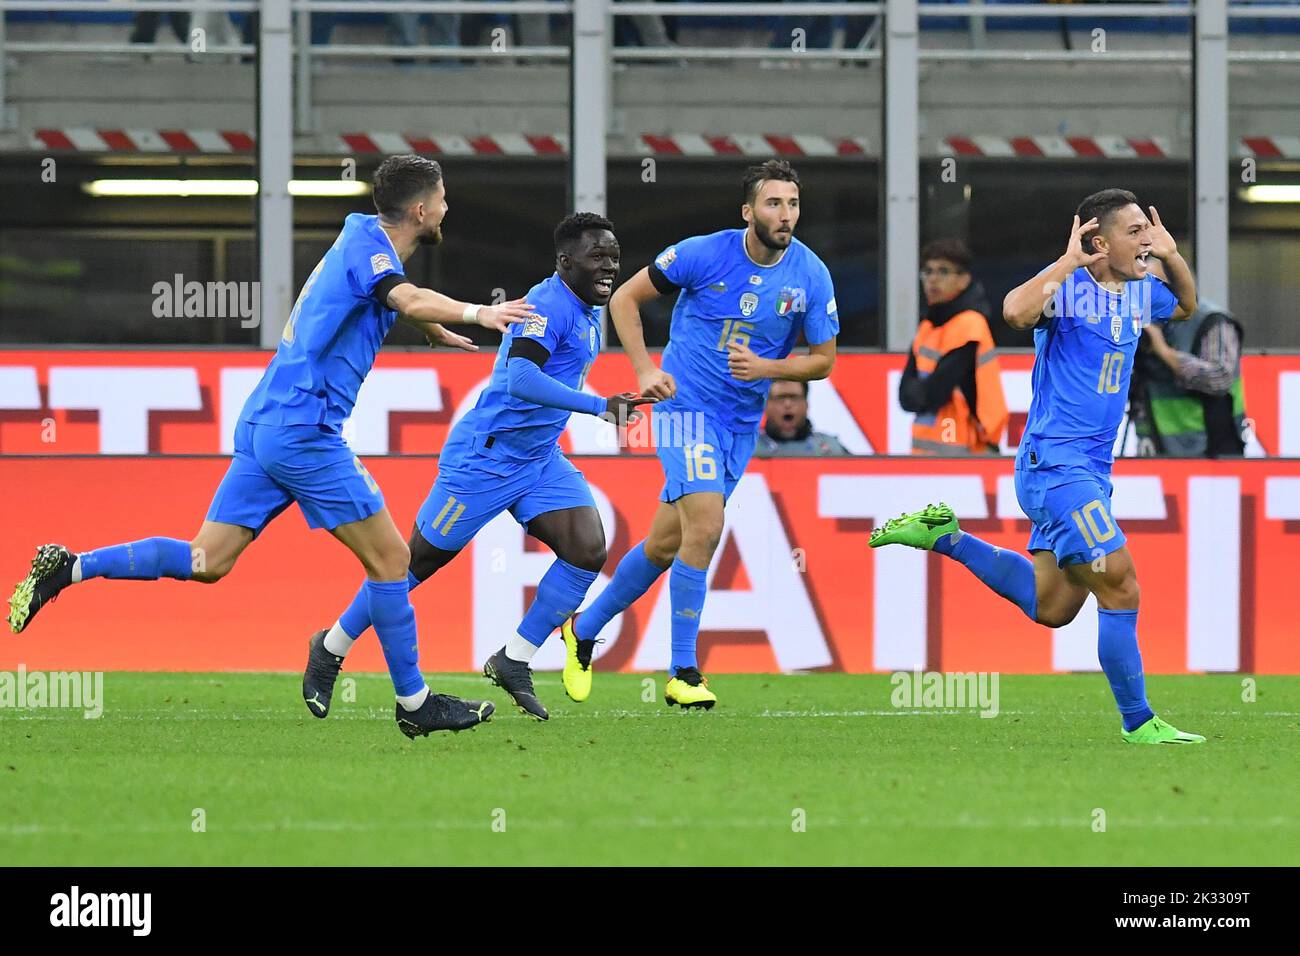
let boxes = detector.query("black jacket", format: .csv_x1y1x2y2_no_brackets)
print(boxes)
899,282,994,416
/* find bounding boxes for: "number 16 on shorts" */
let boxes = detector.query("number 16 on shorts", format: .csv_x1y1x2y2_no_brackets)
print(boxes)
684,443,717,482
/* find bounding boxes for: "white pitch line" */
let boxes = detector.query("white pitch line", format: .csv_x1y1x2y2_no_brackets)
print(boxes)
2,814,1297,839
6,709,1297,721
0,708,1039,721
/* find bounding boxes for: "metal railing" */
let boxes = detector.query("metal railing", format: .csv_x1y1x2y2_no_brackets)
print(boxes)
293,0,572,62
3,0,1299,348
609,2,884,61
4,1,1300,120
0,0,260,56
289,1,573,134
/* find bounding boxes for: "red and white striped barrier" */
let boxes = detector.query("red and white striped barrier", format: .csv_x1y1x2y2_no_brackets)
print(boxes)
25,128,1300,160
638,133,872,157
31,129,256,153
29,128,568,156
1239,136,1300,160
942,135,1172,159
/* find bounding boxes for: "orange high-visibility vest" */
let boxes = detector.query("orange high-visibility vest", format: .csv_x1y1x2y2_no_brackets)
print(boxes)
910,310,1008,455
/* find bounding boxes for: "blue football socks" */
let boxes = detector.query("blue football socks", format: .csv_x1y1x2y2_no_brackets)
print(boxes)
1097,608,1155,732
364,578,425,697
78,538,193,581
574,541,667,641
338,570,421,639
936,531,1038,622
516,558,599,647
668,557,708,676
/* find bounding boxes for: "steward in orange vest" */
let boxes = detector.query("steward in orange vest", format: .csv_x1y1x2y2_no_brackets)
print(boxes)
899,257,1008,455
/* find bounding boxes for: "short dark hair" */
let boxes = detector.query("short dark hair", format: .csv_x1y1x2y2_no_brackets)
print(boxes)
920,238,972,272
1076,188,1140,255
554,211,615,253
742,158,801,206
769,380,810,399
372,155,443,221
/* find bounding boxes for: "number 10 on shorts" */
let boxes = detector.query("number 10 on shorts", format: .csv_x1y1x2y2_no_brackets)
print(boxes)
1071,499,1116,548
684,443,717,482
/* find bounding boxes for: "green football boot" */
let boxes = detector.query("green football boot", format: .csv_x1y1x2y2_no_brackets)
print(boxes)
1122,715,1206,745
868,503,959,551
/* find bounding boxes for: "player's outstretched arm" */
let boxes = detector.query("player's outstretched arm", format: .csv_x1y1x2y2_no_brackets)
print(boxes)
385,281,533,332
1147,206,1197,320
608,267,676,400
728,338,836,383
506,353,605,415
504,345,657,421
1003,214,1103,330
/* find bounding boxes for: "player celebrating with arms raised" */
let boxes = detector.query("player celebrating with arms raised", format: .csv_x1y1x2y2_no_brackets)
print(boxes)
558,159,840,709
7,155,527,740
871,188,1205,745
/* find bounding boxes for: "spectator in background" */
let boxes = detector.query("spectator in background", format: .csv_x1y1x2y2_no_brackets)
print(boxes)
192,5,242,54
770,2,876,52
612,9,675,48
755,381,851,456
240,10,336,51
899,239,1007,455
129,9,190,45
391,5,463,61
516,8,553,47
771,4,839,51
1130,299,1246,457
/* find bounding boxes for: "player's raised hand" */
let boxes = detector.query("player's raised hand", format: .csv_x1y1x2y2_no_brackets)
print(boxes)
602,390,658,426
637,366,676,401
1065,214,1107,269
424,323,478,351
475,298,534,333
1147,206,1178,259
727,341,770,382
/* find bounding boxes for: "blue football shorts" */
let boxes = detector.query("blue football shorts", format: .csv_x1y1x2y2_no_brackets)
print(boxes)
416,435,596,552
206,419,385,535
654,407,757,504
1014,454,1126,568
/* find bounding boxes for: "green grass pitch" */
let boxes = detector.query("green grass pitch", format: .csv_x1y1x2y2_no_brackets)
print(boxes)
2,673,1297,866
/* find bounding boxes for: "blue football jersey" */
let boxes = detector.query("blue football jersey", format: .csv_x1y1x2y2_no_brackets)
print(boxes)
1022,266,1179,471
241,213,404,430
653,228,839,432
445,272,602,463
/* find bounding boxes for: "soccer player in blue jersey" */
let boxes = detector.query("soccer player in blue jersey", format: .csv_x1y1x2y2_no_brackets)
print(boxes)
555,159,840,709
6,155,532,739
300,212,654,721
871,188,1206,745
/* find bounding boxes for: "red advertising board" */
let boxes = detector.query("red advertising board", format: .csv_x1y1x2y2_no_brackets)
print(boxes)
2,349,1299,457
2,456,1297,675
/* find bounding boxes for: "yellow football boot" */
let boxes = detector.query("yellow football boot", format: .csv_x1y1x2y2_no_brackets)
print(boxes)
560,615,596,703
664,667,717,710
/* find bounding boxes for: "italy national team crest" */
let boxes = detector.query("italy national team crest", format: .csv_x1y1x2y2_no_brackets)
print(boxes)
739,292,759,317
589,325,597,352
1111,314,1123,343
776,286,806,318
